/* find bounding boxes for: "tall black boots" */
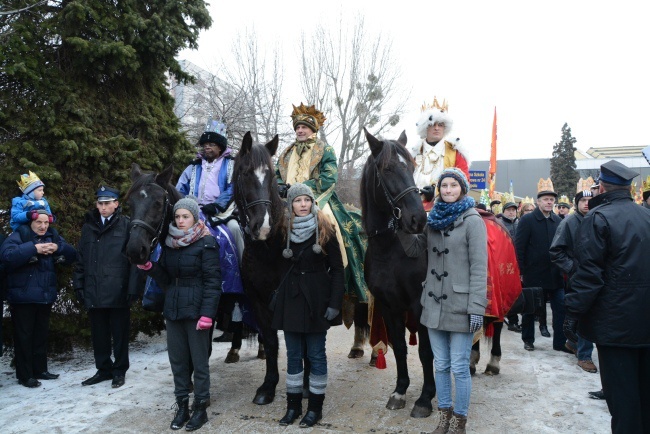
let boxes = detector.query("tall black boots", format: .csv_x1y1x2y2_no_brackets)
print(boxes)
279,392,303,426
299,392,324,428
185,399,209,431
170,396,190,430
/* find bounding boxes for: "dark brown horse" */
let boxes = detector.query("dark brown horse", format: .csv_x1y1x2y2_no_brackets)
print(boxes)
232,132,286,405
360,129,436,418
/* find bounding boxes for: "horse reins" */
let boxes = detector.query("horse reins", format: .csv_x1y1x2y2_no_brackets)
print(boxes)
369,162,419,237
236,175,272,228
129,184,170,250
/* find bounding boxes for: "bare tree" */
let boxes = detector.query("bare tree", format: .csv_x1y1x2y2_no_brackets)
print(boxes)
299,15,407,174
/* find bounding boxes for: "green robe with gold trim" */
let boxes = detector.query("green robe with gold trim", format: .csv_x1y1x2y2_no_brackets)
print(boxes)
276,137,368,302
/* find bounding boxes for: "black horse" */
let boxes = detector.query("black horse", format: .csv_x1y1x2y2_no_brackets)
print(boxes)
125,163,180,265
360,129,436,418
232,132,286,405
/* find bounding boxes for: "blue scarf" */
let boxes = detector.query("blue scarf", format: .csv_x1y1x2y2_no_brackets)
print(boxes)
427,196,475,230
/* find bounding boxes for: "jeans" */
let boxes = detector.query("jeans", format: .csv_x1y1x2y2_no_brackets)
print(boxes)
577,335,594,361
428,329,474,417
284,331,328,394
522,287,566,349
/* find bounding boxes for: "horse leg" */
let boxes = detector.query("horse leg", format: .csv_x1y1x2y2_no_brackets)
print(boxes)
378,303,409,411
485,321,503,375
469,341,480,376
257,334,266,359
225,321,243,364
348,301,369,359
253,324,279,405
411,322,436,418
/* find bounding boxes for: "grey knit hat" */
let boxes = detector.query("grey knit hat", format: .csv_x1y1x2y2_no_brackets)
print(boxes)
283,183,322,258
174,197,200,223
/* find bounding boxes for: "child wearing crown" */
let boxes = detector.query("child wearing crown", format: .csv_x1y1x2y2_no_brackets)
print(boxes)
11,171,53,231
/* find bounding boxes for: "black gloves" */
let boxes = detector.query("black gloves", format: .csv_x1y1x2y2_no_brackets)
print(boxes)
563,315,579,344
420,185,435,202
127,294,139,307
201,203,218,217
278,183,290,199
75,289,85,304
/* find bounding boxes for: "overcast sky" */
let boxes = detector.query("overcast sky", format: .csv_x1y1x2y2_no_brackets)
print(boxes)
179,0,649,162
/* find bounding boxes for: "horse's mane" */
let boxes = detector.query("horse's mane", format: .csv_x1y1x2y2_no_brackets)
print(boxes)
233,144,286,237
360,139,415,232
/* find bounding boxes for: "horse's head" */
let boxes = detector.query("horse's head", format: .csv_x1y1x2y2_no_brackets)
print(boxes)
233,132,283,241
360,129,426,234
125,163,179,264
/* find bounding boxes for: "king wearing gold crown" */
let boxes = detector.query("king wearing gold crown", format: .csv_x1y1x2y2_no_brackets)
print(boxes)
276,103,368,304
410,97,470,211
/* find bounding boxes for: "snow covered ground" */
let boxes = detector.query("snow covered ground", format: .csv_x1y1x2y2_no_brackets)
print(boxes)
0,319,610,433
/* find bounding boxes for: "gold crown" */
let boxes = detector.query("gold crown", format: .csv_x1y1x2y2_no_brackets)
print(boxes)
643,175,650,193
17,171,42,192
291,103,326,129
421,96,448,113
576,176,594,193
558,195,571,205
501,192,515,204
537,178,555,194
522,196,535,205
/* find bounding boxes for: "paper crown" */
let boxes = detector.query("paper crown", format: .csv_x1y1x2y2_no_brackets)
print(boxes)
522,196,535,205
576,176,595,193
501,191,515,205
17,171,44,194
643,175,650,193
291,103,326,132
558,195,571,205
421,96,448,113
537,178,555,194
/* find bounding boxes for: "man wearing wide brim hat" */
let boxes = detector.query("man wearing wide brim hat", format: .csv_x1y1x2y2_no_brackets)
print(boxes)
74,185,141,388
515,178,566,352
409,97,470,212
276,103,368,306
565,160,650,434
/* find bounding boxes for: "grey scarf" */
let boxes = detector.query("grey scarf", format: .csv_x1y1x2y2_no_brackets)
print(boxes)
290,214,317,243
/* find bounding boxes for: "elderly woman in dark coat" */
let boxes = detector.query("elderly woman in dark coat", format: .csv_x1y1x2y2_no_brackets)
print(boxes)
137,198,221,432
272,183,344,428
0,210,76,388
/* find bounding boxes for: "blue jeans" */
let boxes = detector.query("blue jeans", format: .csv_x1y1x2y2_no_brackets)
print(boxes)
284,331,328,394
428,329,474,417
577,335,594,361
522,287,566,349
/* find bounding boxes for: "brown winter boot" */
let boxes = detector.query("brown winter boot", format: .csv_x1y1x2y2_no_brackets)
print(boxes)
432,407,453,434
447,412,468,434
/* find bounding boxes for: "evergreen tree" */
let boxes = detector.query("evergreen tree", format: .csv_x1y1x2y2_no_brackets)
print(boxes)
550,123,579,198
0,1,211,350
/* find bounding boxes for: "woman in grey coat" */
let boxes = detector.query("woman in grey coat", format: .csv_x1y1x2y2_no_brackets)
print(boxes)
420,168,487,434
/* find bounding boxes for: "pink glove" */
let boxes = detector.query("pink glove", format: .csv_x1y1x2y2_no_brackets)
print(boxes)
196,316,213,330
136,261,152,270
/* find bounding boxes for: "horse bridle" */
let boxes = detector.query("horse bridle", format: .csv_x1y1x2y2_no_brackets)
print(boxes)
236,175,272,227
129,184,170,250
373,163,420,222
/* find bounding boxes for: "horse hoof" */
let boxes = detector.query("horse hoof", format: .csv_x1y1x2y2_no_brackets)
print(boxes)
252,393,274,405
257,349,266,360
484,355,501,375
225,351,240,364
386,394,406,410
410,404,433,418
348,348,364,359
369,355,378,367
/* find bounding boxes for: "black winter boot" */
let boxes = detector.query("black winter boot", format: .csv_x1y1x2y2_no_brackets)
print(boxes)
170,396,190,430
299,392,324,428
279,392,303,426
185,399,209,431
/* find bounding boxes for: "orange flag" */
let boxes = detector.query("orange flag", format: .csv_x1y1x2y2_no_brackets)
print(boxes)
489,107,497,199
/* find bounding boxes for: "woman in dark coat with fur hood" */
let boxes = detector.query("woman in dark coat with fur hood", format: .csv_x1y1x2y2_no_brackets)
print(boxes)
272,183,344,428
